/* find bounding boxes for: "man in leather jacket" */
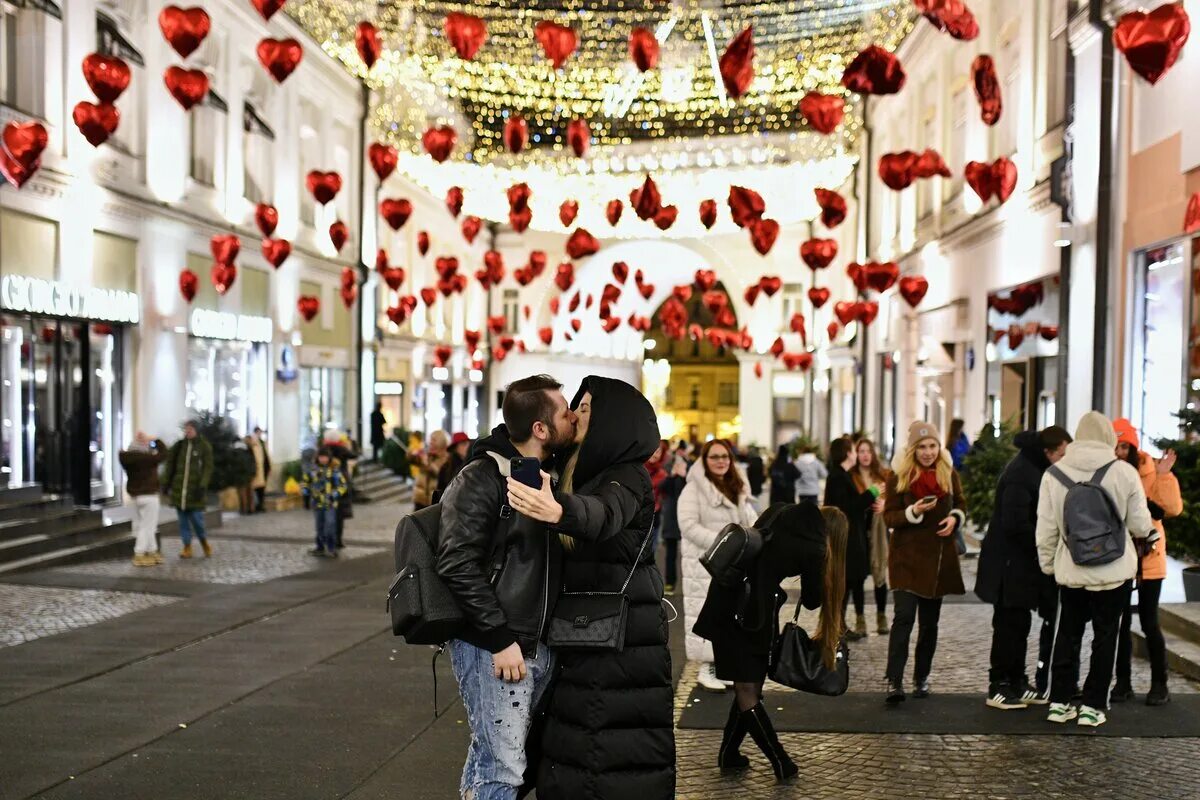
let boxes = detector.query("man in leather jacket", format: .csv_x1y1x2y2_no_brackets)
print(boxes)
437,374,577,800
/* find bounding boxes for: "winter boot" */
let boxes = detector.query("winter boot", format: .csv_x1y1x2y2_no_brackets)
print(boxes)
717,699,750,771
180,544,193,559
200,539,213,557
855,613,868,637
1146,683,1170,706
742,703,797,781
876,612,890,634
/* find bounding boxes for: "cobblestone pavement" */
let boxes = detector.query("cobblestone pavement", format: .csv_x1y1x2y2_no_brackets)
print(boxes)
0,584,177,648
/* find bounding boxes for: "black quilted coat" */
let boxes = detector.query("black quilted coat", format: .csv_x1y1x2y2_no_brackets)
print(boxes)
536,376,676,799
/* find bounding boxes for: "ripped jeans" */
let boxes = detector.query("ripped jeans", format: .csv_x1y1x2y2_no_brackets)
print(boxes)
449,638,555,800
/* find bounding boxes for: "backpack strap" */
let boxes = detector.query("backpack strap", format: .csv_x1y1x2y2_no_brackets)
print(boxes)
485,450,512,477
1047,465,1076,491
1090,460,1117,485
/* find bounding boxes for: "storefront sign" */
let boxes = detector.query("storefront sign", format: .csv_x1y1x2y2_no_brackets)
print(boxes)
374,381,404,395
0,274,140,324
299,345,351,369
189,308,273,343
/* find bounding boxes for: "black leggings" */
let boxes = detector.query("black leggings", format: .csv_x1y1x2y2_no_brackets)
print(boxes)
843,581,889,617
1116,578,1167,686
886,590,944,683
874,584,888,614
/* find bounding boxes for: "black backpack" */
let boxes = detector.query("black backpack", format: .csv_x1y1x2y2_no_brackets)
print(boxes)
699,503,791,587
1047,461,1127,566
387,505,466,645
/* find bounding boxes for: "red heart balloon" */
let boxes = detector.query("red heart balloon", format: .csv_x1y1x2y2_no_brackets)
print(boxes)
918,0,980,40
1006,323,1025,349
0,148,38,188
715,306,736,328
694,269,717,291
385,303,410,327
158,6,210,59
508,206,532,234
753,362,764,379
827,321,840,341
461,215,482,244
2,121,48,169
464,330,481,351
538,327,553,345
211,262,237,295
566,118,591,158
535,21,577,69
163,66,209,110
1186,192,1200,233
567,293,581,313
799,92,845,135
630,175,662,220
420,287,437,306
452,275,468,297
257,38,303,83
375,249,389,273
789,312,806,334
728,185,765,228
602,316,621,334
759,276,782,297
340,266,357,289
639,282,655,300
719,26,754,99
703,290,728,315
879,151,920,190
857,302,879,326
801,238,838,270
1114,2,1191,85
559,200,579,227
382,266,406,292
261,238,291,268
570,318,583,333
483,252,505,285
699,199,718,230
255,203,278,237
210,234,240,265
630,27,659,72
355,21,381,70
549,296,561,314
808,287,831,309
1040,324,1060,342
329,221,349,253
899,275,929,308
842,45,906,95
834,301,857,326
445,12,488,60
422,125,457,163
605,198,623,226
417,231,430,256
433,344,453,366
528,251,547,276
972,55,1002,126
610,261,629,283
672,285,693,303
306,171,342,205
555,262,575,292
965,157,1018,204
847,262,870,293
380,198,412,231
340,284,358,308
814,188,847,229
769,337,785,357
436,278,456,298
72,101,120,147
503,115,528,154
866,261,900,293
179,269,199,303
602,284,623,305
444,186,464,218
82,53,131,104
508,182,532,213
913,148,952,179
744,285,761,306
654,205,678,231
435,256,459,279
368,142,398,181
250,0,284,21
492,344,510,361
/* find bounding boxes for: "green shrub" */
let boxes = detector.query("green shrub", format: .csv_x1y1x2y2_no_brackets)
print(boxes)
381,433,411,478
187,411,254,491
960,422,1018,531
281,459,304,484
1152,408,1200,564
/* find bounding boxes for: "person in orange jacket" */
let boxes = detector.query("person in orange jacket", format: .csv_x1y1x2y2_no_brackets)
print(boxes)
1111,418,1182,706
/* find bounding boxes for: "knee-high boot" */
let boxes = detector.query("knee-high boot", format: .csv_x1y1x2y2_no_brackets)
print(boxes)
717,699,750,771
742,703,798,781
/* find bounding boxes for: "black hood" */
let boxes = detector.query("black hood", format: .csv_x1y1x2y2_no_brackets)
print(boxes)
467,424,521,465
760,502,827,580
569,376,659,488
1013,429,1049,470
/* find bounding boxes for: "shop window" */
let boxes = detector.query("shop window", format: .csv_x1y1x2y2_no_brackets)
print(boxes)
984,276,1060,431
189,88,226,187
1133,244,1188,450
186,338,268,436
243,99,275,204
96,9,144,157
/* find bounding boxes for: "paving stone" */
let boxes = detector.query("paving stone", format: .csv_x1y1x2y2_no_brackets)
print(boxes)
0,585,177,648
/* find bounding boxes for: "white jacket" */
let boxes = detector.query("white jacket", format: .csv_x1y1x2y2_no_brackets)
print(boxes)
676,459,756,662
1035,437,1156,591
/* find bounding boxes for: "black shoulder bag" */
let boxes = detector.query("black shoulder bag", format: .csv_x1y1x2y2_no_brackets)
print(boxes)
769,602,849,696
545,529,652,653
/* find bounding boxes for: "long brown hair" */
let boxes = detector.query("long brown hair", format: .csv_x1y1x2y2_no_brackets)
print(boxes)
852,438,888,488
814,506,849,669
700,439,744,504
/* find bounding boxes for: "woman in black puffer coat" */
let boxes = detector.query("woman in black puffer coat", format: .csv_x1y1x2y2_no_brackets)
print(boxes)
536,376,675,799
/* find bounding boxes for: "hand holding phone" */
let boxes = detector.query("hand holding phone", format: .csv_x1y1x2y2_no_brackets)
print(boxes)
915,495,939,512
509,456,542,489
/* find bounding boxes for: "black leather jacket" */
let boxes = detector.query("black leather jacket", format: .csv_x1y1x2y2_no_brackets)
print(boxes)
436,426,561,654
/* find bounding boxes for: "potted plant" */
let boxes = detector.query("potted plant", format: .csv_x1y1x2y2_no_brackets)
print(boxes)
188,411,255,511
1152,409,1200,600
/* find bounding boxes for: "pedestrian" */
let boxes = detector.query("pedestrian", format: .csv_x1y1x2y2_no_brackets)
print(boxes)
436,375,579,800
118,432,167,566
247,427,270,513
882,421,967,703
432,432,470,504
974,425,1073,710
947,418,970,470
672,439,692,472
163,420,214,559
745,445,765,499
1111,418,1181,707
412,430,449,511
508,376,675,799
824,436,878,640
302,446,347,558
768,445,800,505
678,438,757,693
1036,411,1158,727
645,439,671,554
852,437,893,635
659,454,687,594
694,504,847,782
794,443,827,504
370,402,386,462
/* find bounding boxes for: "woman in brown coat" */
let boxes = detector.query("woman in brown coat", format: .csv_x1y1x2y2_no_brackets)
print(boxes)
882,421,967,704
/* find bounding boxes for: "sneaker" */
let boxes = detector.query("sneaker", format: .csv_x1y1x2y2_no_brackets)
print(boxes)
913,679,931,699
327,549,339,558
985,686,1027,710
697,663,727,693
1110,683,1134,703
308,547,326,557
1076,705,1106,727
1146,683,1170,706
151,552,164,564
1016,683,1049,706
1046,703,1078,724
885,679,906,704
132,554,154,567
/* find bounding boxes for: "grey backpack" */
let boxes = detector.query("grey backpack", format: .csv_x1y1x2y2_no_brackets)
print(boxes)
1047,461,1126,566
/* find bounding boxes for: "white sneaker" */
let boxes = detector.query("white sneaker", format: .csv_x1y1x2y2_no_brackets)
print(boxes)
697,662,727,693
1077,705,1106,727
1046,702,1077,724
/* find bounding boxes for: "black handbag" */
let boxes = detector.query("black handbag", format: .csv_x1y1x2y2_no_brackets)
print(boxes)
768,603,849,696
545,529,651,653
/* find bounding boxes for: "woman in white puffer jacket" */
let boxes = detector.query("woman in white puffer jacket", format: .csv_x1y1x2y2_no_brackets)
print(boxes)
677,439,756,692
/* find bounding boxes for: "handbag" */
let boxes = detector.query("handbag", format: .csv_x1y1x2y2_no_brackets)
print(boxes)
768,602,849,696
545,528,652,653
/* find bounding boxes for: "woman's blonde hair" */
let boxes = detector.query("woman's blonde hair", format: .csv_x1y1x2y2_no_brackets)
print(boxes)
893,441,953,493
557,444,582,551
814,506,849,669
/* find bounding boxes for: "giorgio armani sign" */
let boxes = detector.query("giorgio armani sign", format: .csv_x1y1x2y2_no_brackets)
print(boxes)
0,274,141,324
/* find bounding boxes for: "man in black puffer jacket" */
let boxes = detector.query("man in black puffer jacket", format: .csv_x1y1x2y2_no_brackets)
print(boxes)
437,374,578,800
975,425,1073,710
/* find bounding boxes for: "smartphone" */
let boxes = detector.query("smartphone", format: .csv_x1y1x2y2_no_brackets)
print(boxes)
920,495,938,504
510,456,542,489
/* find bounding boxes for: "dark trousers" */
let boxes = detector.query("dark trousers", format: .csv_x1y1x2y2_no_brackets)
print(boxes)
874,584,889,615
254,486,265,512
886,590,943,683
1049,582,1131,709
988,600,1057,690
1116,578,1167,686
663,538,679,586
842,580,865,617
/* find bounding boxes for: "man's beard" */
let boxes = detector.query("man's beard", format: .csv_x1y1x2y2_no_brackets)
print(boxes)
545,422,577,454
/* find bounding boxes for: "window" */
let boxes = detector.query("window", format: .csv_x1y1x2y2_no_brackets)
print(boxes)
243,99,274,204
688,381,700,410
0,2,17,107
97,10,144,156
1,0,56,116
781,282,804,329
995,28,1021,157
718,382,738,406
502,289,519,332
333,122,353,220
949,86,969,198
1045,0,1068,130
298,101,320,226
189,89,225,187
918,109,937,219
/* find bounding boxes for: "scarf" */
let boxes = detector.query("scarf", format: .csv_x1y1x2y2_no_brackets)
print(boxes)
909,467,945,500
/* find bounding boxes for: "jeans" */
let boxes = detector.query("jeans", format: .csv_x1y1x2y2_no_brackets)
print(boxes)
176,509,207,546
131,495,160,555
449,639,555,800
1050,582,1131,709
886,590,944,684
663,538,679,586
1116,578,1167,686
313,507,338,552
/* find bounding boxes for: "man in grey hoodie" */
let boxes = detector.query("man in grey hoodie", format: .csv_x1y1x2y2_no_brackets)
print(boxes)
794,445,828,504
